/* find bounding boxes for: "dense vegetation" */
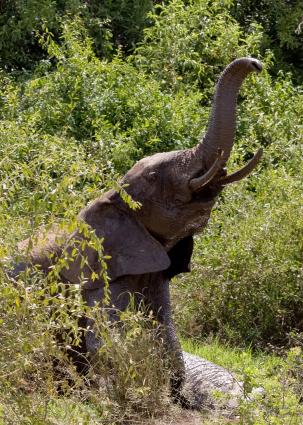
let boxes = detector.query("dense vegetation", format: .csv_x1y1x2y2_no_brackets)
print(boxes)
1,1,303,423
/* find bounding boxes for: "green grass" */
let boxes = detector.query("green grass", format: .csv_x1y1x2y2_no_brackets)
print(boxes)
182,338,283,375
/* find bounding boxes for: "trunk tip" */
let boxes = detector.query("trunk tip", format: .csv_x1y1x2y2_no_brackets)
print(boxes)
229,57,263,73
249,58,263,73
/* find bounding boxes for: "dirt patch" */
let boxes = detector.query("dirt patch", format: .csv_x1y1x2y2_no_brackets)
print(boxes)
148,409,202,425
143,407,240,425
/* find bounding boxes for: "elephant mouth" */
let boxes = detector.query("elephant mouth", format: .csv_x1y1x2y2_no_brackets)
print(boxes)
191,186,220,206
189,148,263,193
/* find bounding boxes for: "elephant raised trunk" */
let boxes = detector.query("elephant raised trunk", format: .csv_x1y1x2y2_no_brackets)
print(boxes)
200,57,262,163
189,58,263,192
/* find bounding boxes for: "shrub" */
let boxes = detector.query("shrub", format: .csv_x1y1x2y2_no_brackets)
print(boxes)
0,0,155,70
0,266,171,424
173,166,303,346
236,68,303,170
133,0,263,91
1,18,204,175
89,306,171,423
231,0,303,82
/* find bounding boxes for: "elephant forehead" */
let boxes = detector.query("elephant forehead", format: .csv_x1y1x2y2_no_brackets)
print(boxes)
145,151,179,165
131,151,182,172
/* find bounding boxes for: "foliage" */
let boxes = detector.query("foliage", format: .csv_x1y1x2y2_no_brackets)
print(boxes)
90,306,171,422
173,167,303,346
231,0,303,82
0,0,155,70
0,266,171,424
237,68,303,168
0,265,85,424
1,19,204,177
1,0,303,79
84,0,155,57
133,0,263,91
0,0,60,70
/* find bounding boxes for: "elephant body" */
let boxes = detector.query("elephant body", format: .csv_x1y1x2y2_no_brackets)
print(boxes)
11,57,263,404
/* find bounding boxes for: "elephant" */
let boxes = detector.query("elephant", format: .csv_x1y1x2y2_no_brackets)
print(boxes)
11,57,263,405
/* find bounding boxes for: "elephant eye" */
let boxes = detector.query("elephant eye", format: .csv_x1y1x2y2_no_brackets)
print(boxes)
147,171,157,183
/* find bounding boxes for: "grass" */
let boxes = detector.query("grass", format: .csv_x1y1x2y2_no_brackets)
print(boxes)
182,338,283,377
1,335,302,424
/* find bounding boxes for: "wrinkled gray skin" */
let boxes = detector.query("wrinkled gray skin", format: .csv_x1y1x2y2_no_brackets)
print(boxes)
182,352,264,412
182,351,244,412
12,58,263,405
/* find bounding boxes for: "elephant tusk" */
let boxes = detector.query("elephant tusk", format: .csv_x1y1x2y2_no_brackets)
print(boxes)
218,147,263,185
189,149,225,191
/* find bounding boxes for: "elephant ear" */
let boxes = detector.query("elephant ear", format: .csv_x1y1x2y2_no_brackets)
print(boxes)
60,202,170,289
164,236,194,279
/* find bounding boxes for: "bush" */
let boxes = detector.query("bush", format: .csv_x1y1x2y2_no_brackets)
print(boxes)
0,0,155,70
173,166,303,346
133,0,263,91
0,266,171,424
231,0,303,82
1,18,204,177
236,67,303,170
0,0,60,70
90,306,171,422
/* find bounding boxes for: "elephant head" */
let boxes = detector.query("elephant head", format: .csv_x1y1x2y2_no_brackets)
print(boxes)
119,57,263,249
